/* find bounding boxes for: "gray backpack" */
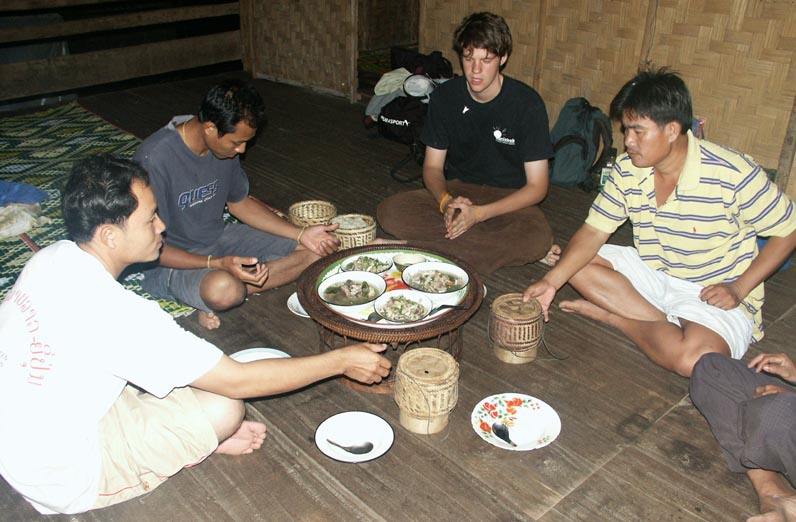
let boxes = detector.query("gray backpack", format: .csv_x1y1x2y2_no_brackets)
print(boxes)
549,98,613,190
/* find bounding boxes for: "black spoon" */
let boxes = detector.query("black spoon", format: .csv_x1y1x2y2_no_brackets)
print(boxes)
326,438,374,454
492,422,517,447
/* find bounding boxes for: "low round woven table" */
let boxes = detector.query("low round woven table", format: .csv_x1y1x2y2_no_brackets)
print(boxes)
297,245,485,394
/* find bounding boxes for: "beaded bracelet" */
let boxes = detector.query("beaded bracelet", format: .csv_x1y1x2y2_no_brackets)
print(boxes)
206,254,212,268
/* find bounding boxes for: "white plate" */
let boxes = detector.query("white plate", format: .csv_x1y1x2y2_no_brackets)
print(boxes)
287,292,310,318
315,411,394,463
230,347,291,362
471,393,561,451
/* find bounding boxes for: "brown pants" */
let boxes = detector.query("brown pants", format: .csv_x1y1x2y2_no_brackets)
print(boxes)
377,180,553,275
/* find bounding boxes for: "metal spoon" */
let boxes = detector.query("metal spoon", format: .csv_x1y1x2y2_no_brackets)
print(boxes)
492,422,517,447
326,438,374,454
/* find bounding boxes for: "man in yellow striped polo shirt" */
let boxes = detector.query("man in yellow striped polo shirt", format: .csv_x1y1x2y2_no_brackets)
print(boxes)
523,68,796,378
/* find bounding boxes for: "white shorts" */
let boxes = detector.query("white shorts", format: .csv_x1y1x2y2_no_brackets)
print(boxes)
598,244,754,359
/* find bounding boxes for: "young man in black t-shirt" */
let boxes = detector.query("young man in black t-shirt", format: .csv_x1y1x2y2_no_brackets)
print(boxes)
377,12,559,274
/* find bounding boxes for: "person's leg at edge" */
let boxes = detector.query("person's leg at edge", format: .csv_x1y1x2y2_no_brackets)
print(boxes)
691,354,796,521
747,470,796,522
191,388,267,455
563,257,730,377
744,392,796,521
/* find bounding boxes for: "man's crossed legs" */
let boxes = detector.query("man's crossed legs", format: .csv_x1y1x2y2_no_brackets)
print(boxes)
561,245,753,377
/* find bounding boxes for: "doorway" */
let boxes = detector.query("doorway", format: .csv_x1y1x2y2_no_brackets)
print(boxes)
357,0,419,97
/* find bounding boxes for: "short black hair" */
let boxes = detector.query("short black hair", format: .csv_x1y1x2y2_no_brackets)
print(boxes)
62,155,149,244
453,12,512,65
610,67,693,134
198,79,266,137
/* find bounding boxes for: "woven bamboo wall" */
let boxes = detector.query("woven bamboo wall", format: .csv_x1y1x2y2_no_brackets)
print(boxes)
243,0,356,98
359,0,419,50
419,0,796,198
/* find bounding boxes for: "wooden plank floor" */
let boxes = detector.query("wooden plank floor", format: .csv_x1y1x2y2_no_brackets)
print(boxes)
3,70,795,522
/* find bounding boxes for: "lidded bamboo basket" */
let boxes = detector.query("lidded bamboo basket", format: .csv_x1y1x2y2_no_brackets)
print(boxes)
489,293,544,364
394,347,459,434
330,213,377,249
288,200,337,227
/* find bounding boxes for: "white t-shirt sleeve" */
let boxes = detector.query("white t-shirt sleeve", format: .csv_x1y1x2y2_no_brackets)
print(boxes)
97,288,223,398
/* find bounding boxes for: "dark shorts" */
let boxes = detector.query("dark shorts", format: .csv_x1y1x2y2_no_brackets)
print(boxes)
141,223,297,312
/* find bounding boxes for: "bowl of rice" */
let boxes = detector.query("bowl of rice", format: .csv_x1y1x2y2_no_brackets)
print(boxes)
330,214,377,249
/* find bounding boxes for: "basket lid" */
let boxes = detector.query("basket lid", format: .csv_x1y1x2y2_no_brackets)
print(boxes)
491,293,542,321
396,347,458,384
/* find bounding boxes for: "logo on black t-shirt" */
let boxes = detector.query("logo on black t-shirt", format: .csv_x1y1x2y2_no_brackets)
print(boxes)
178,179,219,210
493,128,515,146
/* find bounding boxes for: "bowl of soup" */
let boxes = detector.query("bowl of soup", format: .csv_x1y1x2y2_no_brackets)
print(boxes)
402,261,468,295
318,271,386,315
340,253,394,275
374,289,432,323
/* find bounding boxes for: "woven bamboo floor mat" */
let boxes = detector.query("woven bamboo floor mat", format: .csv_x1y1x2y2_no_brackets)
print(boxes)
0,102,194,317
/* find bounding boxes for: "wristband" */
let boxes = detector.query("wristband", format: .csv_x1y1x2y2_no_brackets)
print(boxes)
296,226,307,244
207,254,212,268
439,192,452,214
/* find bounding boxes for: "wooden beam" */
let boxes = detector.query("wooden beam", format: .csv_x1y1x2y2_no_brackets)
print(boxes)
1,0,131,11
776,93,796,192
239,0,256,76
533,0,548,88
348,0,357,102
637,0,659,70
0,31,242,101
0,4,239,45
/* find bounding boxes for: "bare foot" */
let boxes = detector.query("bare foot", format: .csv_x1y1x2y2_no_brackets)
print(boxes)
539,244,562,267
369,238,407,245
198,311,221,330
215,420,267,455
748,494,796,522
560,299,612,323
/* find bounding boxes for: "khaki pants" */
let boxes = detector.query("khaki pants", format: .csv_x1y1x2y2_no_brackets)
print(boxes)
93,385,218,509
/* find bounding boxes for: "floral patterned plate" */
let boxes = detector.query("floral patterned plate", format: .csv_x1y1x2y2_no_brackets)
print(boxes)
471,393,561,451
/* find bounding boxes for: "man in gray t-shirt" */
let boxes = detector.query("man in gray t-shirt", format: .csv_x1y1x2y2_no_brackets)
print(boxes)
134,80,339,329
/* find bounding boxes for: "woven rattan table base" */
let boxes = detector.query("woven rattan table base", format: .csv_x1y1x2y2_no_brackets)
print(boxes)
297,245,484,394
316,323,464,394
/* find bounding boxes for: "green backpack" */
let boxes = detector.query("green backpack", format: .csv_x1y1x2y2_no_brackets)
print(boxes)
549,98,613,190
